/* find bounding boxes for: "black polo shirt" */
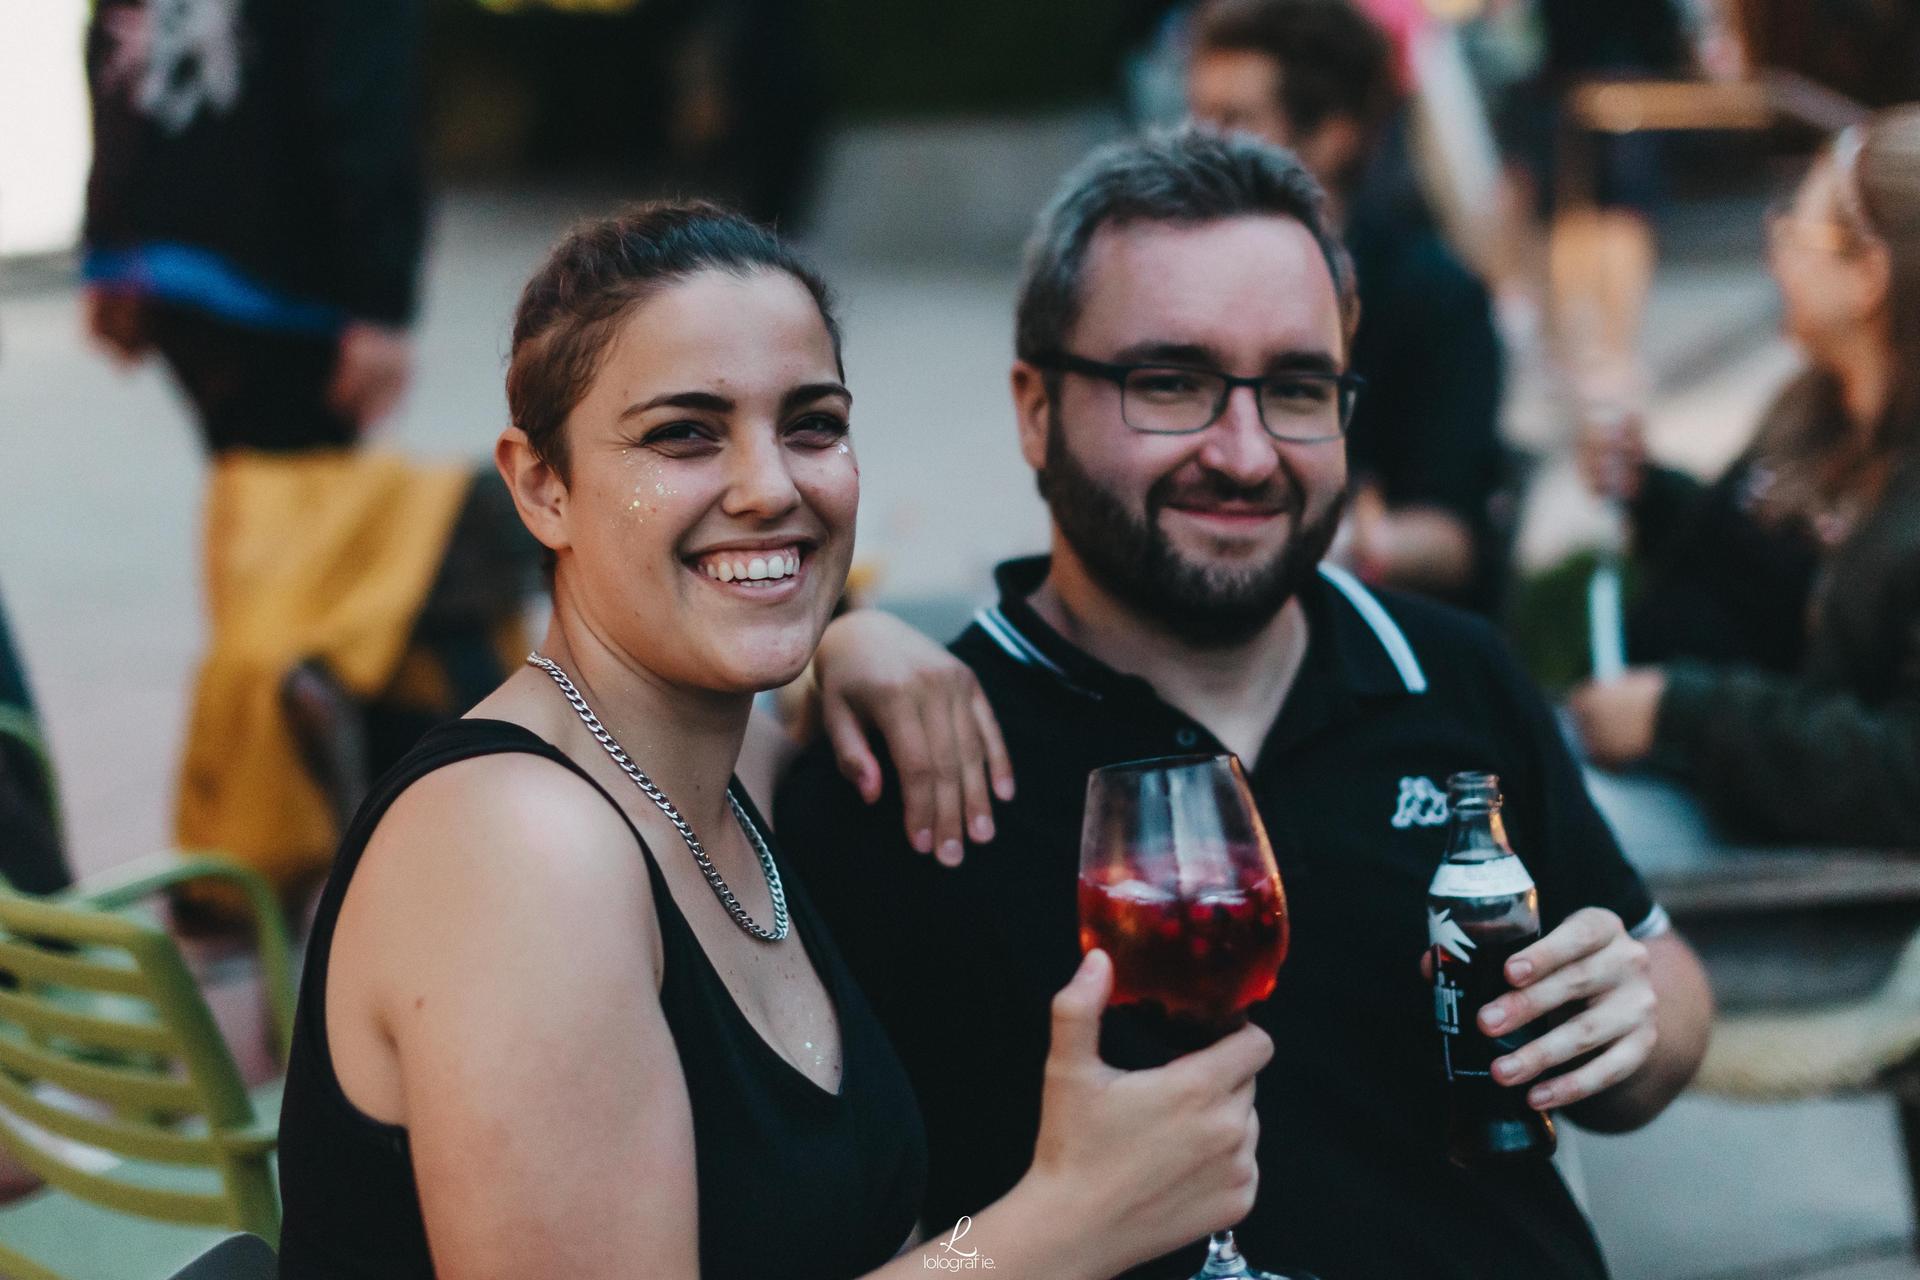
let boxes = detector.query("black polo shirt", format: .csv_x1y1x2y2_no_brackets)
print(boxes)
775,558,1664,1280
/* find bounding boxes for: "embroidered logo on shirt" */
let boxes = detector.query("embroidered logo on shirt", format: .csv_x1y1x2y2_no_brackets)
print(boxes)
1391,775,1449,829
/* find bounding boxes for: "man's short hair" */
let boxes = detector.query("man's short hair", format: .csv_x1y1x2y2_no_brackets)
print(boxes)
1014,124,1358,365
1193,0,1397,143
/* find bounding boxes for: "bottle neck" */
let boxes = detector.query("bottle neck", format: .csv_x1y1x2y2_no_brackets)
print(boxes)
1444,805,1515,862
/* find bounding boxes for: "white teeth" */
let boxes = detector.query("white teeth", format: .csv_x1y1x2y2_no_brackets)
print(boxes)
697,547,802,583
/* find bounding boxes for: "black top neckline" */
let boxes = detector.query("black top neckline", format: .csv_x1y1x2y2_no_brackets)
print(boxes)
453,716,855,1106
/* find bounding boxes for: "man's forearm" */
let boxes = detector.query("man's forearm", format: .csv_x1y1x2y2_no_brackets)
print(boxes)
1566,931,1713,1133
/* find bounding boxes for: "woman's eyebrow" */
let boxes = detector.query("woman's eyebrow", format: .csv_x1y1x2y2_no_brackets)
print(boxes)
620,383,849,419
621,390,734,419
781,381,852,412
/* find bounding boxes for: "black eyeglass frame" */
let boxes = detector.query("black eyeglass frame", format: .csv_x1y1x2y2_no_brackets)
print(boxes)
1033,351,1365,443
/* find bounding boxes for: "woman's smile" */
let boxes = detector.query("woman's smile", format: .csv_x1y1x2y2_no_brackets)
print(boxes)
684,538,817,602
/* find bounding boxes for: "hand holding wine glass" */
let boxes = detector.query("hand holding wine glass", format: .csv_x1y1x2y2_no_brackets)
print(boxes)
1023,949,1273,1275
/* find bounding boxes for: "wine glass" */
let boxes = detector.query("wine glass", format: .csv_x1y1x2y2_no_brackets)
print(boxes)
1078,753,1295,1280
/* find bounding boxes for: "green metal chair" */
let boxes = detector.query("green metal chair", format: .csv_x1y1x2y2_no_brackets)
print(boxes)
165,1233,277,1280
0,855,294,1280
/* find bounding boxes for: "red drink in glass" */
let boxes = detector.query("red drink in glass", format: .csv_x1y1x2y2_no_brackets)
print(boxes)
1078,871,1288,1032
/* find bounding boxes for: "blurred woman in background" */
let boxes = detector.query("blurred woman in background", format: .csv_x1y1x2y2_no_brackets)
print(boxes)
1570,106,1920,849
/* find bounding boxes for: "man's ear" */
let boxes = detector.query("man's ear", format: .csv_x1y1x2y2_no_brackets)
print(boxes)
1011,360,1053,474
495,426,570,560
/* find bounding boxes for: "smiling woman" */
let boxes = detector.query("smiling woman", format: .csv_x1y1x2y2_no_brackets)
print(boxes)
498,212,857,695
271,200,1277,1280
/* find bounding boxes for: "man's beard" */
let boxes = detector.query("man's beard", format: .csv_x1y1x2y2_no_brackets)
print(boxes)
1038,417,1344,648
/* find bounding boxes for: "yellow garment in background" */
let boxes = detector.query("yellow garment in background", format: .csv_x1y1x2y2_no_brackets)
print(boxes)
176,450,472,893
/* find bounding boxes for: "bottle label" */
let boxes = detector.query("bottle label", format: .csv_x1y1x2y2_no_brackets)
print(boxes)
1428,855,1535,900
1429,915,1540,1081
1433,933,1526,1080
1435,966,1477,1080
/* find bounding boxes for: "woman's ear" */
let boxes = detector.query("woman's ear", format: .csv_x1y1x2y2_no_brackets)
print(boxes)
1010,361,1053,474
496,426,570,559
1854,239,1895,323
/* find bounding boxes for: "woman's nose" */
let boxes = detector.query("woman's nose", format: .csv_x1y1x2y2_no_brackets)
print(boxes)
723,430,802,519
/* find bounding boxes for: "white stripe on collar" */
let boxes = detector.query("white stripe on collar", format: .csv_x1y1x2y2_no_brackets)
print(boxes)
974,605,1072,680
977,567,1428,697
1316,564,1428,694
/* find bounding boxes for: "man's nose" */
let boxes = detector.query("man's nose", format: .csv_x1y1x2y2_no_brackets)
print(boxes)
1196,385,1282,487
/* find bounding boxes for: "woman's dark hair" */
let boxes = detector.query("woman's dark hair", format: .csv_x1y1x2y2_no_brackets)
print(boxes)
1856,108,1920,460
507,200,842,481
1759,106,1920,522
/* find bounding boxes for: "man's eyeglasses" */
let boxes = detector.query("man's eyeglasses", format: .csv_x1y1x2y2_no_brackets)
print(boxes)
1033,352,1363,443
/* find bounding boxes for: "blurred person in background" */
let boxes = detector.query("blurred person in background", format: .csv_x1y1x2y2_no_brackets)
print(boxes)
84,0,424,450
0,590,69,897
275,200,1272,1280
1569,106,1920,849
781,127,1711,1280
79,0,547,911
0,593,67,1195
1503,0,1696,393
1187,0,1510,613
665,0,829,231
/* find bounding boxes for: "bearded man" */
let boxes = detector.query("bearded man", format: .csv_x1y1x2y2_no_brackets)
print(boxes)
776,127,1711,1280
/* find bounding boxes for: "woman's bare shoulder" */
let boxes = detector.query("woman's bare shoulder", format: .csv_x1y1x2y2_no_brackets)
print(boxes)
342,746,657,984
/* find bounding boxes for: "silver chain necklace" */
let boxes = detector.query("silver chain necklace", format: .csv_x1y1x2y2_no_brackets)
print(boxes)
525,652,790,943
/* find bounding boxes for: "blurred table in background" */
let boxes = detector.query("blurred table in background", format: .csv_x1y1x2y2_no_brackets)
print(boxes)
1587,767,1920,1013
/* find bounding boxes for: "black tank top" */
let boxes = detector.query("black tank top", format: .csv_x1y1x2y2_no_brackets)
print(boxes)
277,718,927,1278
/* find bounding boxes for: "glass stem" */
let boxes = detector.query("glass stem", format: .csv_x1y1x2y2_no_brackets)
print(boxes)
1198,1230,1252,1277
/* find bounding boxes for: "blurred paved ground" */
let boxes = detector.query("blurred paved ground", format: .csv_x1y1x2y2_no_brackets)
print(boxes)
1,181,1913,1279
